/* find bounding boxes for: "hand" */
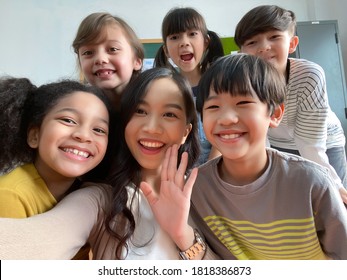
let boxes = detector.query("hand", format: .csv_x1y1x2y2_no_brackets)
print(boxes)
140,144,198,249
339,187,347,205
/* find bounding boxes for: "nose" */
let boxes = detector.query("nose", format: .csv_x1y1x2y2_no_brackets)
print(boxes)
179,34,190,47
94,50,109,65
257,39,271,53
217,108,239,126
143,116,163,134
72,127,92,143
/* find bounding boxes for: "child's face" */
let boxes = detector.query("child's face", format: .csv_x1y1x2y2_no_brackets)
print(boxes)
240,30,298,76
165,29,208,75
78,24,142,95
202,90,277,163
28,91,109,183
125,77,192,172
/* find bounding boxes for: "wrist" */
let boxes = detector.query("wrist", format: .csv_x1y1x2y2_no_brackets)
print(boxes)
178,228,206,260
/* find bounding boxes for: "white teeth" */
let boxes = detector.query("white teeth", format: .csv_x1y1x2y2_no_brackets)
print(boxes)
220,134,241,139
140,141,164,148
63,148,89,158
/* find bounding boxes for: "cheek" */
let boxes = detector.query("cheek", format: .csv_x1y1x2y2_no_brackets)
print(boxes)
124,122,136,146
98,138,109,154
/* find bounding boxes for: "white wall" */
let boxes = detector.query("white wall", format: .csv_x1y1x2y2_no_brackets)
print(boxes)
0,0,346,85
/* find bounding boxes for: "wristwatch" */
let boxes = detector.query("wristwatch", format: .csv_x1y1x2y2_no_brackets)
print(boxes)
179,229,206,260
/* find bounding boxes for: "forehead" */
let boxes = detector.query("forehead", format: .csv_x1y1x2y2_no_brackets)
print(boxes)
51,91,105,109
93,23,129,44
142,78,185,107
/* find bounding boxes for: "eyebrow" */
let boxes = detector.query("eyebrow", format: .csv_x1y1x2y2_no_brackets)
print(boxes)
204,95,219,102
55,108,109,125
139,100,184,111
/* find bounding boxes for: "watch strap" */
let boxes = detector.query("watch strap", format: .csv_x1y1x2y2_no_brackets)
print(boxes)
179,229,206,260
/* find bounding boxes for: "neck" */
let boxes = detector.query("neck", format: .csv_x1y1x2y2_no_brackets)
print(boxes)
181,68,201,87
141,168,161,194
33,162,75,201
218,150,269,185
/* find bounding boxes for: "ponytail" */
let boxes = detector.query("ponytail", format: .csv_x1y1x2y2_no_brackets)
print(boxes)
153,45,176,71
200,30,224,74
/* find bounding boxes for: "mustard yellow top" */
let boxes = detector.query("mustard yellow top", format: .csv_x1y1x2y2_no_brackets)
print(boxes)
0,163,56,218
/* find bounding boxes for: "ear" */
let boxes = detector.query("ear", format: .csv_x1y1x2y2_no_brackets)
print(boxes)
269,104,284,128
133,56,143,71
181,123,192,144
27,127,40,148
204,35,210,51
288,36,299,54
163,44,170,58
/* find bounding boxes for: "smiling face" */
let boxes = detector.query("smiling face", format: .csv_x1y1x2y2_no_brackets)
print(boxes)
28,91,109,185
165,29,208,75
125,77,192,173
240,30,298,76
78,23,142,97
202,90,278,164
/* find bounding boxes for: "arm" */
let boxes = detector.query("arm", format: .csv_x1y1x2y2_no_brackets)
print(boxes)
140,144,208,260
0,184,108,259
314,176,347,259
291,63,346,202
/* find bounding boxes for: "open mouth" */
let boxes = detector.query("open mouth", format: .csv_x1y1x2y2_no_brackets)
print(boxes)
62,148,90,158
139,140,164,150
95,69,115,77
180,53,194,61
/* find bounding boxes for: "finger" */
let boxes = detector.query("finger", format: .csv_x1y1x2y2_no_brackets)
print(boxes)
161,146,171,182
139,181,159,206
183,167,198,198
175,151,188,189
167,144,178,181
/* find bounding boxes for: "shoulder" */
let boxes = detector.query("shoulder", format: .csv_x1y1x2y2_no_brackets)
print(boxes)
289,58,325,77
0,163,42,193
76,183,113,209
197,156,221,173
268,148,332,182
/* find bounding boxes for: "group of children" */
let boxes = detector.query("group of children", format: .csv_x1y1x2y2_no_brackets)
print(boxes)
0,4,346,260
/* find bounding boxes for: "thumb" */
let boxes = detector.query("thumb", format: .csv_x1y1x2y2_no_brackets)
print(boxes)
139,181,159,206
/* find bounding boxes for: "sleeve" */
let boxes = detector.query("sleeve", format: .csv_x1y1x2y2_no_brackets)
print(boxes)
0,184,109,259
293,64,343,189
313,175,347,259
0,189,28,218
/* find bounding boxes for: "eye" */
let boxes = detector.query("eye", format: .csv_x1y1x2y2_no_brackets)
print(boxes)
204,102,219,110
189,31,198,37
163,112,178,118
59,117,76,125
168,34,179,40
245,40,256,46
93,127,108,135
237,100,254,106
270,34,281,40
135,108,147,116
81,50,93,56
109,47,120,53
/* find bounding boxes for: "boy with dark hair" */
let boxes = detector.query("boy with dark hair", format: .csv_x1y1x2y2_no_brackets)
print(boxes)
234,5,347,204
190,53,347,259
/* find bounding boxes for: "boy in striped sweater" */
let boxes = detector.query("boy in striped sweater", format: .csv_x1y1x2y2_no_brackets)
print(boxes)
234,5,347,204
